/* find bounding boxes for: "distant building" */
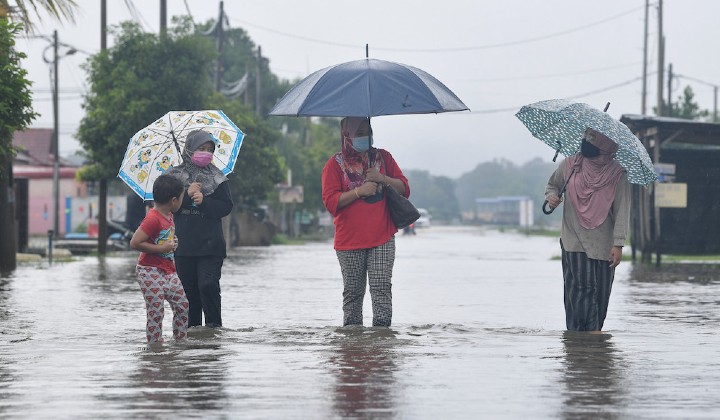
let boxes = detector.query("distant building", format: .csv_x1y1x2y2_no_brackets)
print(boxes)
12,129,86,236
475,196,534,227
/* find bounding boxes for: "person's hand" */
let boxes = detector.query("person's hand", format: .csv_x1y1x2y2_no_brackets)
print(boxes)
547,194,563,209
364,167,387,185
188,182,202,196
172,237,179,252
357,181,378,198
159,240,175,254
191,191,204,205
609,246,623,268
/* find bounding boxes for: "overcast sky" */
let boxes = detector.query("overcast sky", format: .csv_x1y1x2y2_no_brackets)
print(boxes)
16,0,720,178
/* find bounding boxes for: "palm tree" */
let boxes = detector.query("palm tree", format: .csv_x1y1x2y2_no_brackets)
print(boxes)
0,0,77,32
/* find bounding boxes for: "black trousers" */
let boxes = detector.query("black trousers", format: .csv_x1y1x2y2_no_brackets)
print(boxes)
175,256,224,327
561,244,614,331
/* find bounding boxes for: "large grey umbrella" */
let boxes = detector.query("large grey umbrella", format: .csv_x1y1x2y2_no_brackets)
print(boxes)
268,58,469,117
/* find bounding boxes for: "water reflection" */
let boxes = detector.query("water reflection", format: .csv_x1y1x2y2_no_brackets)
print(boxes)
329,327,402,419
122,337,229,414
560,331,626,419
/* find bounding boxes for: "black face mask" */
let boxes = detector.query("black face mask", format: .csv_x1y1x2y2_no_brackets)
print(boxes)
580,138,600,158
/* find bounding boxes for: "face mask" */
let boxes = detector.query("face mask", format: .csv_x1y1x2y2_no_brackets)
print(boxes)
351,136,370,152
580,138,600,158
191,150,213,167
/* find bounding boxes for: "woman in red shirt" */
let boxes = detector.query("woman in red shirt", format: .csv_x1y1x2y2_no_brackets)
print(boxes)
321,117,410,327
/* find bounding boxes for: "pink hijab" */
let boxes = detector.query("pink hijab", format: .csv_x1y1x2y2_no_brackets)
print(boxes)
334,117,381,190
565,128,626,229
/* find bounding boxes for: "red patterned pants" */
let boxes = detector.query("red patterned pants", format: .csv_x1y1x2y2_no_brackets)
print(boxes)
136,265,189,343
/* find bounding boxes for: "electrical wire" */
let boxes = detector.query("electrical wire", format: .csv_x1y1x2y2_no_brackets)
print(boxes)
453,62,643,83
674,74,718,88
228,5,644,53
466,76,645,114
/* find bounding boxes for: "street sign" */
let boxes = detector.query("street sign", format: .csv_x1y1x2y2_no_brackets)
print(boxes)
655,183,687,208
653,163,676,175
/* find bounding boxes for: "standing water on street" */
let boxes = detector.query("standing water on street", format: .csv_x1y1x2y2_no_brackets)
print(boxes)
1,227,718,418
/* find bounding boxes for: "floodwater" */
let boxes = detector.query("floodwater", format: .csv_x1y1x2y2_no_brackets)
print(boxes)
1,226,719,418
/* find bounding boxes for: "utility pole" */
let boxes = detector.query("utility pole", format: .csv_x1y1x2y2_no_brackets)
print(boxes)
214,1,224,91
98,0,108,255
244,62,250,105
641,0,649,114
52,30,60,238
255,46,262,116
667,63,673,117
160,0,167,36
656,0,664,117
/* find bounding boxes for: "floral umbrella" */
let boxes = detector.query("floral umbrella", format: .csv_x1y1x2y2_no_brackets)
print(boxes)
118,110,244,200
515,99,657,185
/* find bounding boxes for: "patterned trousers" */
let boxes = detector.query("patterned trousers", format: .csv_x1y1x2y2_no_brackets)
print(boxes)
136,265,190,343
561,245,615,331
336,237,395,327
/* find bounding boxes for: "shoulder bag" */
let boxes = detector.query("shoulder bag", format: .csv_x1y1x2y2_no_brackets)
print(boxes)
378,152,420,229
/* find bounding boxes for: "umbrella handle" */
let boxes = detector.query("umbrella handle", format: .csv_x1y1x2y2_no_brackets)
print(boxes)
542,200,556,215
542,167,575,216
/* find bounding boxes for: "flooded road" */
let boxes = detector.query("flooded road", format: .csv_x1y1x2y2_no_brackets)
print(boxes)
1,226,719,418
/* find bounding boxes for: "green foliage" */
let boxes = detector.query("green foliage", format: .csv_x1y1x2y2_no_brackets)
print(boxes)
1,0,78,33
273,118,339,212
205,94,285,210
77,22,215,181
404,170,460,222
454,158,561,226
0,18,37,180
655,85,710,120
197,23,294,117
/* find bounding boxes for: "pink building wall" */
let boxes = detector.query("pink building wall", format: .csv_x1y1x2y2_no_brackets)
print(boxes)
26,178,87,235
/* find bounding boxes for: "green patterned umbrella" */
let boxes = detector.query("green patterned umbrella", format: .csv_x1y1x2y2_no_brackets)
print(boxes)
515,99,657,185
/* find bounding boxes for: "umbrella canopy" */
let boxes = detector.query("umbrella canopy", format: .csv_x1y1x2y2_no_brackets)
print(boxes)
268,58,469,117
515,99,657,185
118,110,244,200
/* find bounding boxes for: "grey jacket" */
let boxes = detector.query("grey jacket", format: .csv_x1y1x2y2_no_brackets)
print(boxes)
545,159,631,260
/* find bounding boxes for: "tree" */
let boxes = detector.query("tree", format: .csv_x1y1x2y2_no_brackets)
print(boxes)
454,158,560,226
0,19,38,272
404,170,460,223
77,22,215,183
0,0,77,33
655,85,710,120
205,94,285,210
78,21,285,227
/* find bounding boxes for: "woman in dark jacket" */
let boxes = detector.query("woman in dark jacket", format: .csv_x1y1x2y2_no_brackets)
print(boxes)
166,130,233,328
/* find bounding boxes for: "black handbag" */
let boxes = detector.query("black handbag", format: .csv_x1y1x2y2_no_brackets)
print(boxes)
375,152,420,229
384,183,420,229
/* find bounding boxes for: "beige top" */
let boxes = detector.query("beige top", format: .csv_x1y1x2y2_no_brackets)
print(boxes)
545,159,631,261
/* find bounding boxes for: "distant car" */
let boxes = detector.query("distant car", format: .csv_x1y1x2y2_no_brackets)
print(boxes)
415,208,431,228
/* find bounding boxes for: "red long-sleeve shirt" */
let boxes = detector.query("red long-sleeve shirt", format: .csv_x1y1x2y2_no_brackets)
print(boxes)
321,149,410,250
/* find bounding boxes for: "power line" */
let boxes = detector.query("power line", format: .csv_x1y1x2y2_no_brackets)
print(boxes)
228,5,644,53
453,62,643,83
466,76,644,114
675,74,718,88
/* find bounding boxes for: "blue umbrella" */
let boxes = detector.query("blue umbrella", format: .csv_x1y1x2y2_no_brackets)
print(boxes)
268,58,469,117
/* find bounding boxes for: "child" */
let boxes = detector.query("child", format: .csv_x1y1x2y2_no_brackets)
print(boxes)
130,174,189,344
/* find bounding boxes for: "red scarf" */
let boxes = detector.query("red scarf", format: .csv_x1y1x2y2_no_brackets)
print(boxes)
334,117,381,190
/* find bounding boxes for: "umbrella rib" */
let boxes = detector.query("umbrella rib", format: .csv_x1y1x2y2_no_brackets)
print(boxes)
144,142,177,178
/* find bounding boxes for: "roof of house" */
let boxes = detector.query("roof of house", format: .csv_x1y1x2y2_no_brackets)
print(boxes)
12,129,75,166
620,114,720,147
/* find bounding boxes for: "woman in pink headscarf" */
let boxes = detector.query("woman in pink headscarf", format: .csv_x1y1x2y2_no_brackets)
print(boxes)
545,128,631,332
321,117,410,327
